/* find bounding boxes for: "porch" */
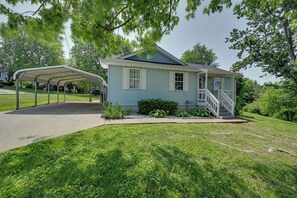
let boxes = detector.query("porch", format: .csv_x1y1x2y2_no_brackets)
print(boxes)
197,70,236,119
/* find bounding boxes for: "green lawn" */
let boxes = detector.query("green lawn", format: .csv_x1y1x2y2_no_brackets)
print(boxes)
0,86,98,112
0,113,296,197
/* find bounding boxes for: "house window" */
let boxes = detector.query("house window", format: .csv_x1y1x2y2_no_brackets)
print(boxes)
175,72,184,90
129,69,141,89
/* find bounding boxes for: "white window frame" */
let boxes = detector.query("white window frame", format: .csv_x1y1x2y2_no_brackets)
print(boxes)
129,69,141,89
122,67,146,90
169,71,189,92
174,72,184,91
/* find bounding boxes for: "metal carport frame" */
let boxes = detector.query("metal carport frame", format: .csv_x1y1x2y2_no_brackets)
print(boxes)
13,65,107,110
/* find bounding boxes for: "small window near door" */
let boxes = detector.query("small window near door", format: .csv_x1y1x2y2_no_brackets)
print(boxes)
175,72,184,90
129,69,141,89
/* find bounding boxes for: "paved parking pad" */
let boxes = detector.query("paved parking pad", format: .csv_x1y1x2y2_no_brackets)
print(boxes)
0,102,104,152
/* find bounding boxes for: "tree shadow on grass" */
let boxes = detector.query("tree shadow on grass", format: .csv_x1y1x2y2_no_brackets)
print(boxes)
1,139,296,197
143,145,259,197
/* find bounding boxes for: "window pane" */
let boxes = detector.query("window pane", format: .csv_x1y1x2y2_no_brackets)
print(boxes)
175,73,183,81
129,79,135,88
135,79,140,88
174,73,184,90
135,70,140,78
175,82,183,90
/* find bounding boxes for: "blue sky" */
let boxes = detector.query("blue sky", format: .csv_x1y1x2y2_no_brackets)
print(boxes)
1,1,278,84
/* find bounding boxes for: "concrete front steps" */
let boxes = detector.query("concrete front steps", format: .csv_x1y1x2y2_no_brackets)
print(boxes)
218,106,235,119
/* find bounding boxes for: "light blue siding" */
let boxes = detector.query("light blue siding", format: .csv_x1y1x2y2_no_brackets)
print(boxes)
108,65,197,106
127,52,181,65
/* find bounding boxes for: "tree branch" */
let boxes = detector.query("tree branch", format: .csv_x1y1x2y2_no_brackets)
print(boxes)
96,16,133,31
108,4,128,27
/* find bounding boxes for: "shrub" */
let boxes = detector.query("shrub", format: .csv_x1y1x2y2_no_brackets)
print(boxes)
138,99,178,115
243,101,261,114
175,109,190,117
149,109,166,118
190,108,210,117
104,102,123,119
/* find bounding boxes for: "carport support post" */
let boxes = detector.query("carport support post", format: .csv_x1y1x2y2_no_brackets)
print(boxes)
89,82,92,102
57,84,60,103
16,79,19,110
34,80,38,107
47,84,50,104
64,83,67,102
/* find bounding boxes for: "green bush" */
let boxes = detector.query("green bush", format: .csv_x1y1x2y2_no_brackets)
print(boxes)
138,99,178,115
243,101,262,114
149,109,166,118
174,109,190,117
104,102,123,119
190,108,210,117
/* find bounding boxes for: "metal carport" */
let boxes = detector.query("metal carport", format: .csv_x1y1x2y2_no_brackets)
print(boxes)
13,65,107,110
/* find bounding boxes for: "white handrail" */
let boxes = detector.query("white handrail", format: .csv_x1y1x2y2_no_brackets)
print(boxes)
218,90,235,116
197,89,220,117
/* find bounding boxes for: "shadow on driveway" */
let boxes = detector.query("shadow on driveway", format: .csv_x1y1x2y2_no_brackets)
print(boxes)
6,102,103,115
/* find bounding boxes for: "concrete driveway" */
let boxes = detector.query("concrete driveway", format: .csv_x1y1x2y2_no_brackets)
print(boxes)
0,102,104,152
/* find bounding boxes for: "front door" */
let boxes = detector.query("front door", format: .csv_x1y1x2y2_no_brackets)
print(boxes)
213,77,221,98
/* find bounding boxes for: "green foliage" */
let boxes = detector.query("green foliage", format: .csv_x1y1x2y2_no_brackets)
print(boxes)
1,112,297,197
174,109,190,117
0,36,64,83
243,101,261,115
0,0,235,55
138,99,178,115
148,109,166,118
244,81,297,122
70,42,108,80
235,77,261,114
181,43,219,67
190,108,210,117
104,103,123,119
227,0,297,86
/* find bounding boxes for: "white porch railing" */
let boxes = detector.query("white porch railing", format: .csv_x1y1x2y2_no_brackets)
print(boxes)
222,90,232,98
218,90,235,116
197,89,220,117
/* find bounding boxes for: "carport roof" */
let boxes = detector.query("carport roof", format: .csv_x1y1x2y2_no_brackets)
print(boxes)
13,65,106,86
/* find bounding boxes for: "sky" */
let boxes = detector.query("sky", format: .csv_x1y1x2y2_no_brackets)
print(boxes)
0,0,279,84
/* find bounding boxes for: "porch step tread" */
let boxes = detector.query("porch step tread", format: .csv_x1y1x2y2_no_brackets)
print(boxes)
218,115,235,119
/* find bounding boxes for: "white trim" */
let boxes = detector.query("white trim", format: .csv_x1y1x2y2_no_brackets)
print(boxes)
122,67,129,89
183,72,189,91
140,69,146,90
103,59,202,72
169,71,189,92
122,67,146,90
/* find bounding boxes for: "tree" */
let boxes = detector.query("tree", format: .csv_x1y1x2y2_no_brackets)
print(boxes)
0,0,235,55
0,36,64,83
235,77,261,113
70,38,133,81
181,43,219,67
227,0,297,87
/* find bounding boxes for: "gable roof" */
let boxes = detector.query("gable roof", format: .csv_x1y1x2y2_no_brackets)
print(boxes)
119,46,187,66
101,46,239,76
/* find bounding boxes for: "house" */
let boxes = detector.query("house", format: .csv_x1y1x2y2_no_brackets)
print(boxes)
101,46,238,118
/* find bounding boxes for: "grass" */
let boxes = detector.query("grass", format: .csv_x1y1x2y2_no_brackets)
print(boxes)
0,112,296,197
0,86,99,112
